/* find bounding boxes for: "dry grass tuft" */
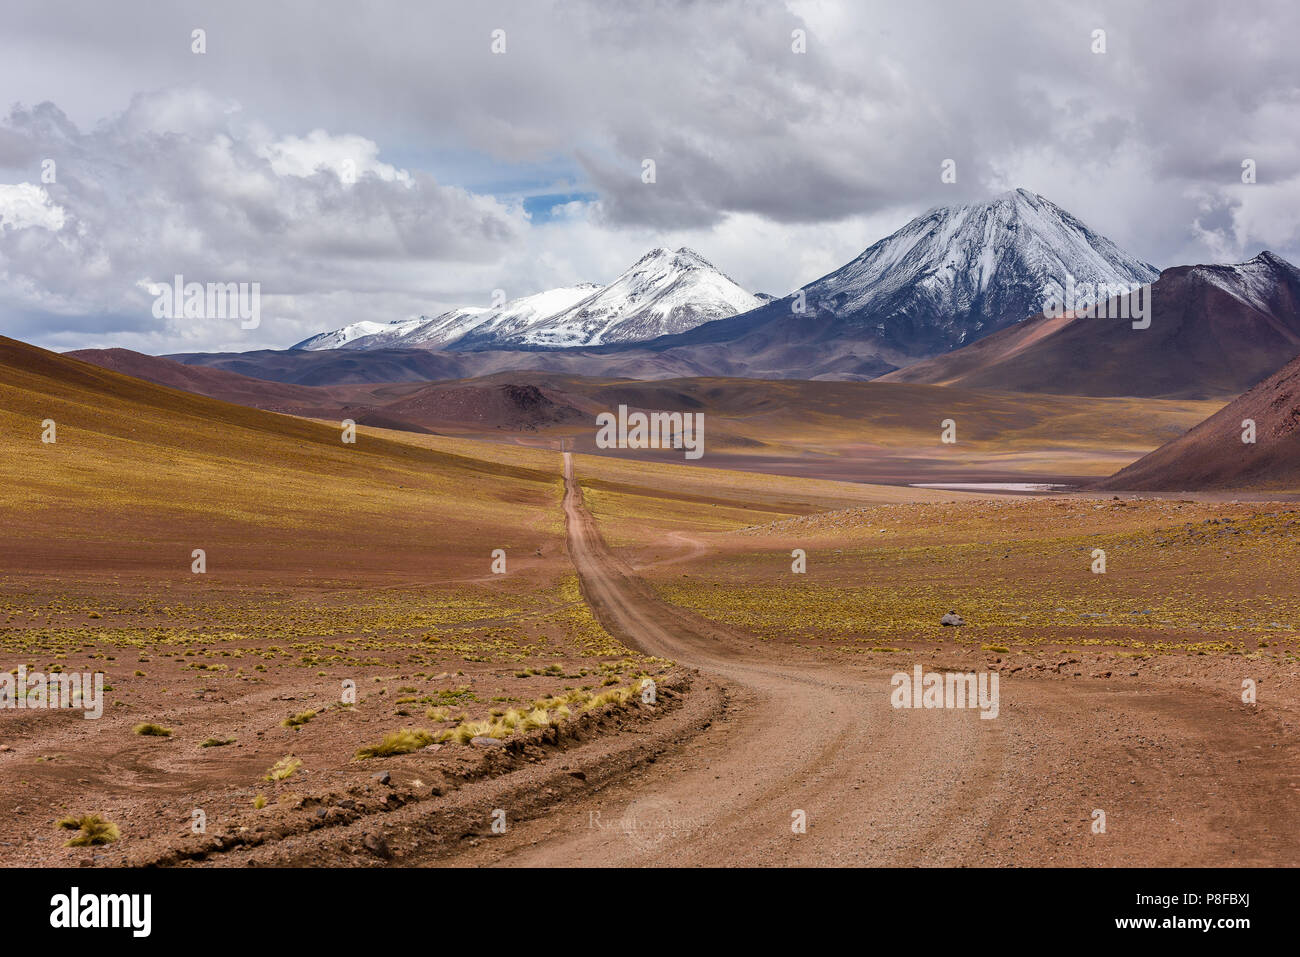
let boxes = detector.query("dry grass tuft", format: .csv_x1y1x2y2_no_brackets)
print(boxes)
57,813,120,847
281,709,317,729
355,728,435,759
265,755,302,781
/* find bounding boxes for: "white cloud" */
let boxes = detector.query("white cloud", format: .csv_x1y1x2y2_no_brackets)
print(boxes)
0,89,525,351
259,130,413,187
0,0,1298,354
0,183,65,231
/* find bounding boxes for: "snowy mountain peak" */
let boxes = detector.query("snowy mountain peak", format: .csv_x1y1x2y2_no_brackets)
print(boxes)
1211,250,1296,274
294,190,1151,363
1181,250,1300,314
792,187,1159,353
292,319,413,351
994,186,1044,205
635,245,715,268
293,248,758,352
502,246,760,348
1253,250,1291,268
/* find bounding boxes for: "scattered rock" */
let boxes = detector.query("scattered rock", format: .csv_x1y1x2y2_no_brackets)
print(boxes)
568,770,587,781
361,832,393,860
371,771,391,786
470,736,504,748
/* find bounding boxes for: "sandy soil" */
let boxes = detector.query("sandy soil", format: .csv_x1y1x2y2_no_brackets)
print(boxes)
5,448,1297,867
419,455,1300,866
5,332,1297,867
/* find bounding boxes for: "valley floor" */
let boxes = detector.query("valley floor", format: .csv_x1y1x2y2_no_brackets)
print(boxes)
1,398,1297,866
418,455,1300,867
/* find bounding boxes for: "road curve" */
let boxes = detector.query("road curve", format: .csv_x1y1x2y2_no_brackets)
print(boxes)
434,453,1300,867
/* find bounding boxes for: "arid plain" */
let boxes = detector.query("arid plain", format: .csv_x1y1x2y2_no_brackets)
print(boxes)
2,337,1298,866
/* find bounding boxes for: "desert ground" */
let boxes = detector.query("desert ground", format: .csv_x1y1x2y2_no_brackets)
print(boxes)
2,341,1298,867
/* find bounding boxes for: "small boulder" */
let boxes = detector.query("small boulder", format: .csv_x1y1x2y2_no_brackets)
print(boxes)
370,771,391,786
470,736,504,748
940,610,965,627
361,832,393,860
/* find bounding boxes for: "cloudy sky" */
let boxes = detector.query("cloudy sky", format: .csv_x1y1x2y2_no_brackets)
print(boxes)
1,0,1296,354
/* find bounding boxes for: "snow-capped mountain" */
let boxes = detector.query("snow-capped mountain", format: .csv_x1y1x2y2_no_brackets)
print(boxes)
293,320,400,351
435,285,602,346
293,190,1155,378
292,284,601,352
796,187,1159,348
485,247,761,348
1178,250,1300,315
645,188,1161,377
883,251,1300,396
293,247,759,352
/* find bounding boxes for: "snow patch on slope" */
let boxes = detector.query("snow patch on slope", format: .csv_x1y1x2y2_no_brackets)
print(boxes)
293,320,410,350
1186,252,1300,314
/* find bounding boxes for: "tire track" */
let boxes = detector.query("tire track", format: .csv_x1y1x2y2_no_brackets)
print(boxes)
436,453,1300,867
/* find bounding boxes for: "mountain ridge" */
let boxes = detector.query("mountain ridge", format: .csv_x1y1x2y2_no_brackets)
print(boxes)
617,188,1159,377
881,250,1300,398
292,190,1156,374
1092,345,1300,490
295,246,760,353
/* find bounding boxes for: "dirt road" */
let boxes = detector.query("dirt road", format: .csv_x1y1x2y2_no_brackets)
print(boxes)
431,453,1300,866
